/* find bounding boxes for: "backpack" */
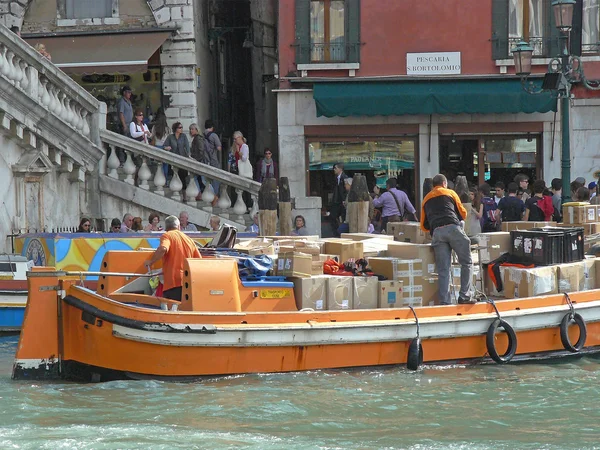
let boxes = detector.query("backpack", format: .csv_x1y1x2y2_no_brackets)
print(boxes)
481,197,499,232
528,196,554,222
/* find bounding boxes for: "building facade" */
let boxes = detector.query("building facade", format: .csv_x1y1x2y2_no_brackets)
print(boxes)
0,0,278,166
277,0,600,209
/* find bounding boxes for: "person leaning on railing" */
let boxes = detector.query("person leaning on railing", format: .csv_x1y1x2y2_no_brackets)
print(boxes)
163,122,190,190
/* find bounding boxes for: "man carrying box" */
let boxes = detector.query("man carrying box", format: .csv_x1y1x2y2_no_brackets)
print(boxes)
420,174,474,305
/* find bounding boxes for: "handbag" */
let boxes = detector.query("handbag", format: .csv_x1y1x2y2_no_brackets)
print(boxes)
238,158,253,179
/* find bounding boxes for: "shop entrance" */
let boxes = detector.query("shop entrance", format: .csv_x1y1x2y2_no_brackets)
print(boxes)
439,136,540,188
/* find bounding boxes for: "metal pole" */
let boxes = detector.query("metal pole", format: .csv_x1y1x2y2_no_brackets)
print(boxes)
561,92,571,203
560,30,572,203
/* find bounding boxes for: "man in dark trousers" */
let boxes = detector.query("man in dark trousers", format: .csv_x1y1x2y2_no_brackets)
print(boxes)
420,174,474,305
329,163,348,235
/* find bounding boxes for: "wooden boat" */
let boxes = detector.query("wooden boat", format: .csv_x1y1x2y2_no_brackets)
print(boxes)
0,255,32,333
12,249,599,382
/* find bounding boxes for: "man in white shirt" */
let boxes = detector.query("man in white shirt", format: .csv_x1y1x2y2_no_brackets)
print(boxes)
179,211,198,231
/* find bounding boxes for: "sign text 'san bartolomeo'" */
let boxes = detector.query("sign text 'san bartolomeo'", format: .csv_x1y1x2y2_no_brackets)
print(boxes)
406,52,461,75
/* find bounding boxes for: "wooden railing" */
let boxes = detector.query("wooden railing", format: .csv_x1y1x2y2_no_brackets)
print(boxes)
99,129,262,224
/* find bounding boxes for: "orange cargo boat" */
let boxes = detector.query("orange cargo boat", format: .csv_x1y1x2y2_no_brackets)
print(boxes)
12,250,600,382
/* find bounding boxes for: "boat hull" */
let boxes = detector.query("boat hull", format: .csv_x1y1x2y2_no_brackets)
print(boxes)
0,292,27,332
13,282,600,382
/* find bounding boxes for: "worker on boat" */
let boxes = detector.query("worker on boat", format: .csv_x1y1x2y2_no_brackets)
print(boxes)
420,174,475,305
144,215,201,301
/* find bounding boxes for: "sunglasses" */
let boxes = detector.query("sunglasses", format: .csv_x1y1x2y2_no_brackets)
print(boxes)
136,113,144,117
83,224,90,227
265,152,272,155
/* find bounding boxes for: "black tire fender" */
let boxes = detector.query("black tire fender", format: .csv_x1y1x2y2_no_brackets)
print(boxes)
560,313,587,353
486,318,518,364
407,337,423,371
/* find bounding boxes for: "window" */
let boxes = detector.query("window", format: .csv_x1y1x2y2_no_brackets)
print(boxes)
310,1,346,62
508,0,546,55
66,0,112,19
295,0,360,64
582,0,599,53
492,0,562,59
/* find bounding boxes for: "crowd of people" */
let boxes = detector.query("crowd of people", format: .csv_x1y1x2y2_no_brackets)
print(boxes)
115,85,279,205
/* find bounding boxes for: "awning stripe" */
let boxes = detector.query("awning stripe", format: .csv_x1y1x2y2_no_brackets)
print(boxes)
314,79,557,118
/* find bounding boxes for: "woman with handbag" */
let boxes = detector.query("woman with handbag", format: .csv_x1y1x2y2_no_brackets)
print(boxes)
233,131,253,179
130,109,151,144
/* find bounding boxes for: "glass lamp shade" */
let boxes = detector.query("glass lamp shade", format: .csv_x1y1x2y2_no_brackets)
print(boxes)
511,41,534,76
552,0,576,31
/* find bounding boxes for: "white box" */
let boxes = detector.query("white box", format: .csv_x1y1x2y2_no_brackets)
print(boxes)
326,276,353,310
353,277,378,309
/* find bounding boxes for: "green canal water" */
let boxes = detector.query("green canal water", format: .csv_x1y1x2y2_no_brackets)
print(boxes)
0,335,599,449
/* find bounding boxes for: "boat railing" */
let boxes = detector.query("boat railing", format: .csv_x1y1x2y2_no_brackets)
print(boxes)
27,270,155,279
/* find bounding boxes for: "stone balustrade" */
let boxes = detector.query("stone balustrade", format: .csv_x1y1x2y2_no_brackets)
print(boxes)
99,129,262,226
0,27,99,139
0,25,104,181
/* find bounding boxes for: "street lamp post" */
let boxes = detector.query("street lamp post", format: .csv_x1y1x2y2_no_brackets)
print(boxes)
511,0,600,203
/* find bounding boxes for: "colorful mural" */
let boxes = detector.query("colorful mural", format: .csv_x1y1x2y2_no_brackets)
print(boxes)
15,233,215,280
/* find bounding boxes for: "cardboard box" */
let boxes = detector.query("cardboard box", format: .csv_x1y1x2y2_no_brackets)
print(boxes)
326,275,353,310
556,261,594,293
291,276,327,310
361,237,394,257
501,221,557,232
234,238,275,256
323,240,364,263
276,239,322,255
341,233,394,242
387,222,427,244
386,243,437,277
477,232,511,264
482,267,504,298
562,203,596,225
276,252,312,278
368,257,423,281
378,280,404,308
421,277,439,306
353,277,379,309
501,266,557,299
311,261,324,275
557,222,600,237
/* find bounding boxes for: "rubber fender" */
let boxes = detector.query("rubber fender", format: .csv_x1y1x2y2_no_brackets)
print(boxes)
407,337,423,371
486,318,517,364
560,313,587,353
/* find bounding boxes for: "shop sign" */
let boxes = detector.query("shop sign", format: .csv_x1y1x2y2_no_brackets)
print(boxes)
406,52,461,75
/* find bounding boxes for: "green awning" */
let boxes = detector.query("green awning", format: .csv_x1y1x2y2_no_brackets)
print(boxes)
313,79,557,118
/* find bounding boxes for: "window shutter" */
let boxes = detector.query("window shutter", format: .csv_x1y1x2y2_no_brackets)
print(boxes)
295,0,310,64
491,0,509,60
570,0,583,56
346,0,361,63
546,0,562,57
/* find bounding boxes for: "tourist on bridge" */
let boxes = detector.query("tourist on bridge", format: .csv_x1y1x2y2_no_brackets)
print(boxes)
130,109,151,144
144,213,163,232
164,122,190,190
255,148,278,183
121,214,134,233
117,86,133,137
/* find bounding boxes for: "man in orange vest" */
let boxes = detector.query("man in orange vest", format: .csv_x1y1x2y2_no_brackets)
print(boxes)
420,174,474,305
145,215,201,301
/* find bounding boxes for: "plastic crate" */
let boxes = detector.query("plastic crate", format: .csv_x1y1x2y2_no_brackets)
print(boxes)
510,229,564,265
532,226,584,263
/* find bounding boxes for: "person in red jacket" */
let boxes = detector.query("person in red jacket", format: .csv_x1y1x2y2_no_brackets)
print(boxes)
420,174,474,305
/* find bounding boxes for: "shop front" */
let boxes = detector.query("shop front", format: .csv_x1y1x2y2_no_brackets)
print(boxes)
303,124,420,213
439,133,542,188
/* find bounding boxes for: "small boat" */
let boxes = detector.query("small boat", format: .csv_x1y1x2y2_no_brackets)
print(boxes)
0,255,32,333
11,248,599,382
